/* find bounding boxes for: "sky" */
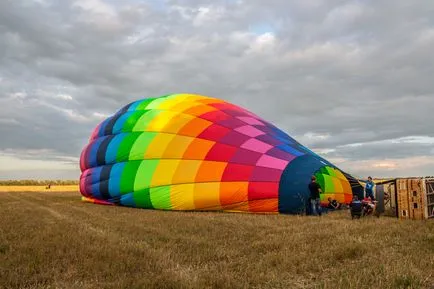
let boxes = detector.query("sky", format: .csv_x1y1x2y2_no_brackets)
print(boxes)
0,0,433,180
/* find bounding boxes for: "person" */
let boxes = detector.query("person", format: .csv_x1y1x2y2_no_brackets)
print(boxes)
305,196,313,215
349,195,363,219
365,176,375,200
308,176,322,216
327,197,341,210
362,197,376,216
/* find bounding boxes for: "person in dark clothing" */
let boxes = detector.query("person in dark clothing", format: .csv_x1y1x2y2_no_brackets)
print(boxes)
308,176,323,216
349,195,363,219
327,197,341,210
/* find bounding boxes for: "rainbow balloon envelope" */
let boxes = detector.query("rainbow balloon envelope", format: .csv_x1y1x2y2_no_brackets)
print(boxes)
79,93,363,214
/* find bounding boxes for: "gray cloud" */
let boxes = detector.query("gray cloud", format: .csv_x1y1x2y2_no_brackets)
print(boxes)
326,140,434,161
0,0,433,179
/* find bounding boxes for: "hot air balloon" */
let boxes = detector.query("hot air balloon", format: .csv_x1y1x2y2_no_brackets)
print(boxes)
79,93,363,214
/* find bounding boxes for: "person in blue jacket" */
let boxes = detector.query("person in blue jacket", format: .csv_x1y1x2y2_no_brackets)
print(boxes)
365,176,375,200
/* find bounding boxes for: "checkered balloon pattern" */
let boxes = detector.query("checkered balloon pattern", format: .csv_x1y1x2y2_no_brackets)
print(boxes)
80,94,361,213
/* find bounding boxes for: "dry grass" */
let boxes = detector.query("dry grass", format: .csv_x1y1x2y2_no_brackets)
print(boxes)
0,185,79,192
0,180,78,186
0,190,433,289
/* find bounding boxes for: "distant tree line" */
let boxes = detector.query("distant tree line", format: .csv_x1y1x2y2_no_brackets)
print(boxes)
0,180,79,186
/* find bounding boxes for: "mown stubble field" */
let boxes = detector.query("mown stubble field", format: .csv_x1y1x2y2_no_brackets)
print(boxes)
0,189,433,289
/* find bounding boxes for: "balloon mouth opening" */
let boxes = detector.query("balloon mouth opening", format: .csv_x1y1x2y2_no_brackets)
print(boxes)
311,165,356,205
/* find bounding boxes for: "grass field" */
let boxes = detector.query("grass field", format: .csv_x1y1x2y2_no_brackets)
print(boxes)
0,185,79,192
0,189,433,289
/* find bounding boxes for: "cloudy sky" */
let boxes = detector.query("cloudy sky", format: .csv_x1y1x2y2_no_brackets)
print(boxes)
0,0,433,180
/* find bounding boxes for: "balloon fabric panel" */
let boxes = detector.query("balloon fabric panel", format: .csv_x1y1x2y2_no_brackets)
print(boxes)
80,93,363,214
